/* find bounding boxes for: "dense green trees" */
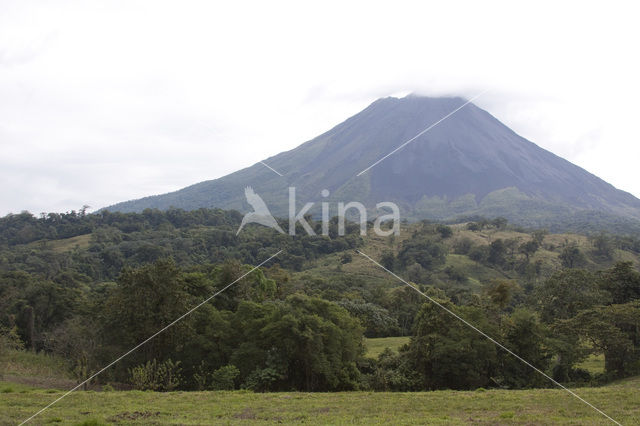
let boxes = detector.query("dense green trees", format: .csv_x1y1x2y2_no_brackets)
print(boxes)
2,208,640,393
533,269,603,322
362,298,551,391
404,301,498,390
562,302,640,379
397,238,446,270
0,271,83,351
536,265,640,381
41,258,365,392
101,259,196,368
599,261,640,304
559,242,586,268
498,309,550,388
360,257,640,391
0,208,361,283
232,295,363,391
519,240,539,261
337,300,399,337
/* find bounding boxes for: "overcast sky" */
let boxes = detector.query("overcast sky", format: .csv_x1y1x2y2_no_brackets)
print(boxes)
1,1,639,216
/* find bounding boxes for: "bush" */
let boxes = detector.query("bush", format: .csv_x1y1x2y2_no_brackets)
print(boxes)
0,326,24,354
559,243,586,268
398,238,446,270
444,265,466,283
128,358,182,391
210,365,240,390
591,233,614,260
468,245,488,263
363,348,413,391
338,300,399,337
243,366,283,392
340,253,353,264
466,222,481,231
380,251,396,270
453,237,473,255
436,225,453,239
0,326,24,379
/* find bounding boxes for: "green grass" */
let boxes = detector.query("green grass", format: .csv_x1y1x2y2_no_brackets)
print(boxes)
364,336,410,359
578,354,605,375
2,377,638,425
293,228,408,288
1,349,71,379
443,254,502,288
0,380,42,393
25,234,92,253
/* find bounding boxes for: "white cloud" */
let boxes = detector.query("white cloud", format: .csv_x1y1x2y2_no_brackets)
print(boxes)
1,0,639,215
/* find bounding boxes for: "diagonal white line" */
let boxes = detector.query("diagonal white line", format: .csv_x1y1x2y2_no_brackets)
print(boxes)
356,90,490,176
356,249,621,425
19,250,283,426
260,161,284,176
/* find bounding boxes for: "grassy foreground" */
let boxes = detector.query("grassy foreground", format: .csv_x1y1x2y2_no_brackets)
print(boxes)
0,345,624,425
1,377,638,425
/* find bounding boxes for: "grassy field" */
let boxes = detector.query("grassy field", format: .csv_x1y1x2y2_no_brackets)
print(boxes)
579,354,606,375
2,346,629,425
1,377,638,425
26,234,92,253
364,336,410,358
1,350,71,380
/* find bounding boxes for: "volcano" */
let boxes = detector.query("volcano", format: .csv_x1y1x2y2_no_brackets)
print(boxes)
104,95,640,232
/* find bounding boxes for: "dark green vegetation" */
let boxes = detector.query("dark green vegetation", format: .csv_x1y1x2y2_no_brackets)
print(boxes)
105,96,640,235
2,208,640,396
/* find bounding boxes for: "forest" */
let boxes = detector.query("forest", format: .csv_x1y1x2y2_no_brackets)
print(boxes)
1,207,640,393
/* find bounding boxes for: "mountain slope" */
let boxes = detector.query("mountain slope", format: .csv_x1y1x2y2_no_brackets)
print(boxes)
104,95,640,230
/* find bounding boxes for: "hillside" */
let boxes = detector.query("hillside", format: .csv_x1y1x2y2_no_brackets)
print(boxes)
4,210,639,304
103,95,640,233
296,220,640,297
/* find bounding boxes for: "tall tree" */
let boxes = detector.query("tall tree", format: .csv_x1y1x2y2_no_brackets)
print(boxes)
600,262,640,304
404,300,497,390
564,301,640,378
534,269,603,323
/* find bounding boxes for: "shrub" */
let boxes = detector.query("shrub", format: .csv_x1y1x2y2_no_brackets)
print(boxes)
0,326,24,379
101,384,114,392
466,222,481,231
210,365,240,390
340,253,353,264
380,250,396,270
436,225,453,239
243,367,283,392
444,265,466,283
453,237,473,255
128,358,182,391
